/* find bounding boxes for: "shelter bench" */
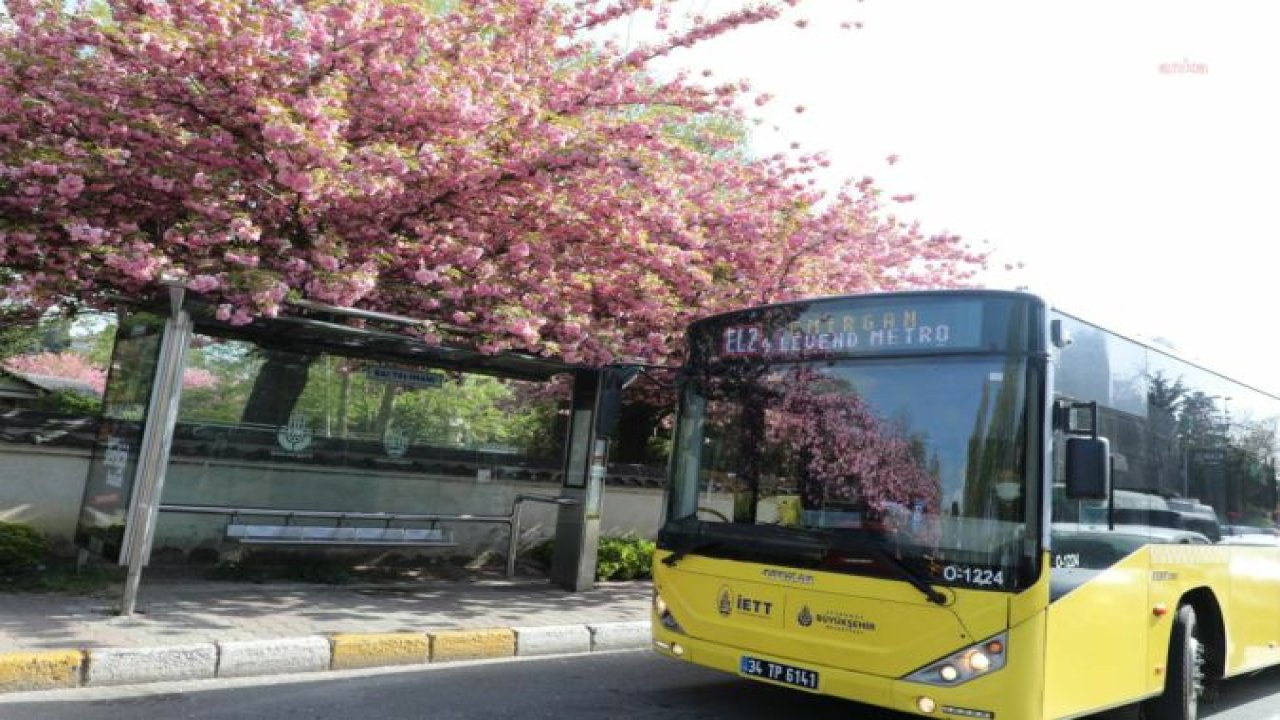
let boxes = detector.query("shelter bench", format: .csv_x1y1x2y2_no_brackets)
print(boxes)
225,521,456,547
160,493,577,577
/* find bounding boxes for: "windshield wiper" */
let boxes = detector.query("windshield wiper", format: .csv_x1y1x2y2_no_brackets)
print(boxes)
660,521,948,606
662,520,822,568
814,530,949,606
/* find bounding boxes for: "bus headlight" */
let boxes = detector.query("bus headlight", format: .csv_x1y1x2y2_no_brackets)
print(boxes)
653,592,668,616
966,650,991,673
903,633,1008,686
653,590,685,634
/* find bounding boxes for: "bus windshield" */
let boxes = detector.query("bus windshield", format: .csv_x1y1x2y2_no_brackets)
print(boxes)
664,354,1034,591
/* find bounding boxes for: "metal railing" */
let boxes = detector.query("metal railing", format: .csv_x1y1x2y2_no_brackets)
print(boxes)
158,493,578,579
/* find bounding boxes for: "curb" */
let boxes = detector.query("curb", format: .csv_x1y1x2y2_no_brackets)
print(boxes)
86,643,217,687
513,625,591,657
587,621,650,652
0,620,651,694
0,650,83,693
218,636,331,678
331,632,431,670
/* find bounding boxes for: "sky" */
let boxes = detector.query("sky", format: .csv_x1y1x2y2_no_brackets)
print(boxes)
628,1,1280,391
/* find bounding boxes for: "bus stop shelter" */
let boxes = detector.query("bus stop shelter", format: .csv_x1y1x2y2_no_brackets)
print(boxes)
75,288,628,615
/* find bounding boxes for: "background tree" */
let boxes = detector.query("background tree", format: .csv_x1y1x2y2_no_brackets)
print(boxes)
1146,372,1187,495
1,0,983,373
0,321,49,363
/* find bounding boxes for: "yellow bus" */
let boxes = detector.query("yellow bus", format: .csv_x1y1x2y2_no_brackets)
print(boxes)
651,290,1280,720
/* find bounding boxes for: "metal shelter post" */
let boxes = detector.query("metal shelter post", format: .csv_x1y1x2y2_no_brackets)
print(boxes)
549,366,633,591
551,369,607,591
119,287,193,616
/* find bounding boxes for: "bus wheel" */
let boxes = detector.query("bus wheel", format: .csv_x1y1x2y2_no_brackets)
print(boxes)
1144,604,1204,720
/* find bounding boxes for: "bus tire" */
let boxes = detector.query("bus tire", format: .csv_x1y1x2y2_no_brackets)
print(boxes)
1144,604,1203,720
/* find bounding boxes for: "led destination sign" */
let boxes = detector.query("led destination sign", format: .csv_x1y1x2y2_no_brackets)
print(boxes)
710,299,987,361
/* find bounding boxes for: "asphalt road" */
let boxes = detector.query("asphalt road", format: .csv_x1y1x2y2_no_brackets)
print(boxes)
3,651,1280,720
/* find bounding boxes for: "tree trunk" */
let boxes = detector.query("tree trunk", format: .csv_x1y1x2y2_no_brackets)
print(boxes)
375,384,398,436
335,369,351,436
240,350,315,427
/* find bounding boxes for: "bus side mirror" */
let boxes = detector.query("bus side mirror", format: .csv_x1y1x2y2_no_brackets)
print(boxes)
1065,436,1111,500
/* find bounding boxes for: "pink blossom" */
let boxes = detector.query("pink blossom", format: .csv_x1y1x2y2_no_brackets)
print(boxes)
223,252,260,268
229,217,261,242
68,224,106,246
188,274,221,293
510,318,540,343
263,123,305,145
277,169,314,194
182,367,218,390
55,174,85,199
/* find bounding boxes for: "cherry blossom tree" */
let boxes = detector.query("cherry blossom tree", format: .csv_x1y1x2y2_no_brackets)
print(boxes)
3,351,108,394
0,0,984,368
765,367,940,518
2,350,221,396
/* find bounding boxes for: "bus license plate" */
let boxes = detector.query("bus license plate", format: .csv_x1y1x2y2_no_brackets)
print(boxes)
739,656,820,691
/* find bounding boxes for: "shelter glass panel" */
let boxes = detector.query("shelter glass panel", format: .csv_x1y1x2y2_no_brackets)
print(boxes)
153,334,570,554
75,311,165,562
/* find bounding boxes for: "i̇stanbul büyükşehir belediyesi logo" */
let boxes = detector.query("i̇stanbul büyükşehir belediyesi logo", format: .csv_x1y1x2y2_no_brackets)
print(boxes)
797,605,813,627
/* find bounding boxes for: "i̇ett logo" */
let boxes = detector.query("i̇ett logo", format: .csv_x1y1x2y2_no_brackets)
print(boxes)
717,586,774,619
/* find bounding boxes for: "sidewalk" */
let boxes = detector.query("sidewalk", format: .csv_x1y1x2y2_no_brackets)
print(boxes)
0,574,652,693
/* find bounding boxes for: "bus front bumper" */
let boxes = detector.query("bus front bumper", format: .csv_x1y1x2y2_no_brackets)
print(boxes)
652,627,1032,719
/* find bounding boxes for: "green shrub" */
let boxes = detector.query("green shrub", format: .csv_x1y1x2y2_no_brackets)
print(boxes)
595,536,655,581
2,561,122,594
522,535,655,581
0,522,46,576
36,390,102,415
